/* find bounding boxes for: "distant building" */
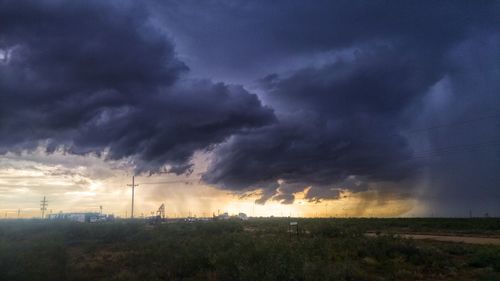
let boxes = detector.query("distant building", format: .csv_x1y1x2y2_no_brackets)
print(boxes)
212,212,248,221
184,217,197,223
212,212,229,220
47,212,113,223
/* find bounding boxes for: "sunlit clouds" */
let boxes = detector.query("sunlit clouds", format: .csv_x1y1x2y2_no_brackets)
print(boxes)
0,1,498,217
0,149,422,218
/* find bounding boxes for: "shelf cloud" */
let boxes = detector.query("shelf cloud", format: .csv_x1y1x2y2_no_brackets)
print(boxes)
0,0,275,174
0,0,498,213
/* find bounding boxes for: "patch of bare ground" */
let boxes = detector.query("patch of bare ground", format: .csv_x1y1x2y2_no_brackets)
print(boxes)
366,232,500,245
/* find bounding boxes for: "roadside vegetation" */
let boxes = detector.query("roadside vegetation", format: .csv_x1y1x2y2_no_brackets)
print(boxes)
0,218,499,281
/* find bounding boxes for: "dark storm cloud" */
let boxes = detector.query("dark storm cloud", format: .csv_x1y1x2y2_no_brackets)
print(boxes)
1,0,499,213
0,0,274,173
198,1,500,205
203,49,426,202
417,33,500,216
151,0,498,82
304,187,342,204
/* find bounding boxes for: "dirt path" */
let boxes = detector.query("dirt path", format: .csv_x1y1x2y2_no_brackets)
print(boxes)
365,233,500,245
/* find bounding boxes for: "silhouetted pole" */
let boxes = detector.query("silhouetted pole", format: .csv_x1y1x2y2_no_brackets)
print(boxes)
127,176,139,218
40,196,48,219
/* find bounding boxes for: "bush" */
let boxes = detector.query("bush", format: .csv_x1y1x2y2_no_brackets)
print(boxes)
0,218,498,280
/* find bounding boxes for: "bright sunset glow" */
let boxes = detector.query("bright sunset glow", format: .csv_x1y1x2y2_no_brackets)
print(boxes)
0,1,498,219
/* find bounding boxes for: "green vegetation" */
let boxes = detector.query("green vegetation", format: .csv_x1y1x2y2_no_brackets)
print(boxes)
0,218,499,281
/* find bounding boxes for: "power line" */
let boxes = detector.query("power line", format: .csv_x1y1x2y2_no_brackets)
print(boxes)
137,179,198,185
411,139,500,159
337,113,500,147
123,176,198,219
273,137,500,165
404,114,500,134
126,176,139,219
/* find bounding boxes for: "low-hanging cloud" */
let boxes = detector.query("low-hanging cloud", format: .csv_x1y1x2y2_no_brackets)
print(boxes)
203,48,429,203
201,1,500,205
1,1,498,213
0,0,275,173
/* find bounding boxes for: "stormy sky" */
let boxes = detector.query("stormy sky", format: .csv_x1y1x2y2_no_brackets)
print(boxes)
0,0,499,217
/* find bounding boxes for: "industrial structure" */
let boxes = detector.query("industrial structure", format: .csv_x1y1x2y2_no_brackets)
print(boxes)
157,203,165,219
148,203,166,224
212,212,248,221
125,176,197,219
47,212,113,223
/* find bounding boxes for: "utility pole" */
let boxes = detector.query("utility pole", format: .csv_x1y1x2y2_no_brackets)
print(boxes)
17,209,20,219
127,176,139,219
40,196,48,219
99,205,103,215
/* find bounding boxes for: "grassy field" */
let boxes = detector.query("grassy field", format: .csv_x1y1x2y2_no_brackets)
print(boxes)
0,218,499,281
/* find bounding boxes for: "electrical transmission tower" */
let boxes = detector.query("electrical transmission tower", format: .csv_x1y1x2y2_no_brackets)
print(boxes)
127,176,139,219
40,196,48,219
125,176,196,219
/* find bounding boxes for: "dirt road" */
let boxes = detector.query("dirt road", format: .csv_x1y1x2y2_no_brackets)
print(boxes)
365,233,500,245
